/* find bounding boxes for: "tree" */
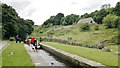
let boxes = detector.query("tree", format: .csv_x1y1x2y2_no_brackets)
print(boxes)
61,14,80,26
81,6,114,24
42,13,80,26
2,4,34,39
114,2,120,16
92,9,109,24
53,13,64,25
25,19,34,35
81,13,90,18
0,4,1,24
61,20,67,26
43,16,55,26
42,13,64,26
2,4,19,38
102,14,119,28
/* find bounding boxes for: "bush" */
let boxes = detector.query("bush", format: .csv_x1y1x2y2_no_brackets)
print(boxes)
39,31,43,34
79,23,90,31
94,24,99,30
47,31,54,36
9,37,15,41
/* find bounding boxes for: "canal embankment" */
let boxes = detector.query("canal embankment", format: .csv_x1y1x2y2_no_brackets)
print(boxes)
24,44,75,68
41,43,111,68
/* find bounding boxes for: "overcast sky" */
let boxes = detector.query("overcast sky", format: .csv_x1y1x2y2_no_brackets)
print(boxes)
1,0,120,25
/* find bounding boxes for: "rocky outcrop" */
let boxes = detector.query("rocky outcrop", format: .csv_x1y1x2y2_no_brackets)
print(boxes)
102,47,111,52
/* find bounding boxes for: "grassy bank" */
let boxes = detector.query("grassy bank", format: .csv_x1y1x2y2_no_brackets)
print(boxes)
42,42,119,67
31,25,118,46
2,41,35,67
0,52,1,67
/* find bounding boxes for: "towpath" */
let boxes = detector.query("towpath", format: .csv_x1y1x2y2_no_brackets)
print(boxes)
24,44,66,67
0,41,8,51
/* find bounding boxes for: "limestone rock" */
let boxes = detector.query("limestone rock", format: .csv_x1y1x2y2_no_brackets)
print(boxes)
102,47,111,52
114,52,120,55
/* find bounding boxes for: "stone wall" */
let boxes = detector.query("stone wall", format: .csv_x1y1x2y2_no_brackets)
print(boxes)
41,38,106,49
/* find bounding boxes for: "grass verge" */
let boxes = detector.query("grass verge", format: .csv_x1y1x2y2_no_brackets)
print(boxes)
0,52,1,67
42,42,119,67
2,41,35,67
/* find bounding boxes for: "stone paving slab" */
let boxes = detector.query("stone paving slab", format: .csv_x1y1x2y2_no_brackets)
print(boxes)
24,44,66,67
0,41,8,51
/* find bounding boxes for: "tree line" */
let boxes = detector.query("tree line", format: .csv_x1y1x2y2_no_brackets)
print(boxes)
42,13,80,27
42,2,120,28
1,4,34,40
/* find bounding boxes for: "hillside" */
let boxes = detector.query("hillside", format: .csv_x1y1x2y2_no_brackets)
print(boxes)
30,1,120,54
31,23,119,52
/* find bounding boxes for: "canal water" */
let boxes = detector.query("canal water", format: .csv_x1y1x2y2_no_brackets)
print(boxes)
24,44,80,68
36,49,78,68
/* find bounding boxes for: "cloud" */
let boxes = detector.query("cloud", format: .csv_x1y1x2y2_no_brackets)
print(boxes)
27,9,36,17
80,2,101,11
1,0,32,16
1,0,30,2
10,2,31,12
1,0,37,19
19,4,37,17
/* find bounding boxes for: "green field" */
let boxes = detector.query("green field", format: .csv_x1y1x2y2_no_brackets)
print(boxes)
2,41,35,67
42,42,119,67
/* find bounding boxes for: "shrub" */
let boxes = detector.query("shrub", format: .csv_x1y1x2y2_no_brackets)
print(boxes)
47,31,54,36
39,31,43,34
79,23,90,31
94,24,99,30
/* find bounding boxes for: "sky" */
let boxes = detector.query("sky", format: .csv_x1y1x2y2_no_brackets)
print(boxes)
1,0,120,25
